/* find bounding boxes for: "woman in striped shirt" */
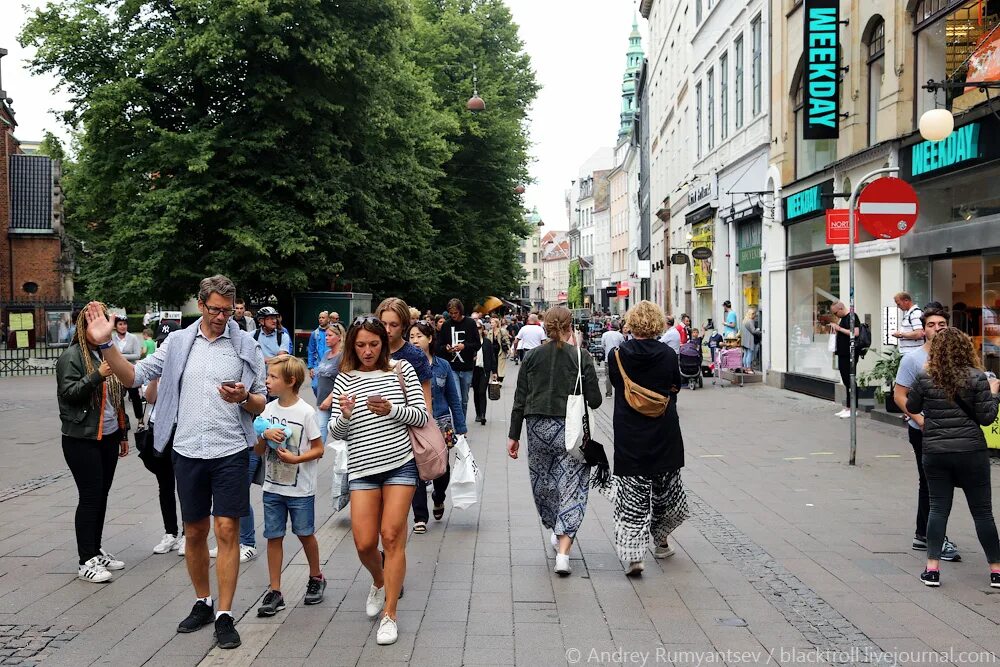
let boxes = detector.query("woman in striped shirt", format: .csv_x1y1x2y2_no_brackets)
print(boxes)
329,317,428,646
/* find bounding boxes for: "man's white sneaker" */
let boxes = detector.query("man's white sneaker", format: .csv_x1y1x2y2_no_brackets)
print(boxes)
550,532,558,552
554,554,571,576
97,548,125,571
209,547,218,558
78,556,112,583
239,545,257,563
836,408,851,418
626,561,645,577
177,536,186,556
153,534,179,554
376,616,398,645
366,584,386,618
653,543,676,559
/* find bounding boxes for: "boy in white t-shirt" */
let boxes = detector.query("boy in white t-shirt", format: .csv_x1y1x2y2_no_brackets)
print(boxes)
253,356,325,616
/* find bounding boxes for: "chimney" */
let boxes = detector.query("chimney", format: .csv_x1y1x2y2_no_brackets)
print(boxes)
0,47,7,100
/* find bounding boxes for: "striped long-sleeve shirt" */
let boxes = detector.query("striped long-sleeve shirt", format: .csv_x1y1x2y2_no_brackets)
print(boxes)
330,360,428,480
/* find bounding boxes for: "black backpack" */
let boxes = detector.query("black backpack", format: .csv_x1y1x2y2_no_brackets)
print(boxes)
253,327,283,347
857,322,872,358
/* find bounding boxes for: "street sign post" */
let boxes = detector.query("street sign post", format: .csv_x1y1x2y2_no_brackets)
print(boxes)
856,177,919,239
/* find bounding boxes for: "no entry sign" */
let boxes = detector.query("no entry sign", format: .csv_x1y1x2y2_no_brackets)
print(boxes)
857,177,919,239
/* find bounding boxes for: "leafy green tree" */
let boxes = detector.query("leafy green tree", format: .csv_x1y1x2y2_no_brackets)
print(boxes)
21,0,453,309
413,0,538,310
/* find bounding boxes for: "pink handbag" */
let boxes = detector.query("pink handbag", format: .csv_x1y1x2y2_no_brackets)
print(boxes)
395,365,447,481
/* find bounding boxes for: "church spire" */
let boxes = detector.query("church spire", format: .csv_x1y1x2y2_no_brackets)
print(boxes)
619,14,644,141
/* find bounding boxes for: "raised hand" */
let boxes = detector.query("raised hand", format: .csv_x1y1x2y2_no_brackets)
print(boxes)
83,302,113,345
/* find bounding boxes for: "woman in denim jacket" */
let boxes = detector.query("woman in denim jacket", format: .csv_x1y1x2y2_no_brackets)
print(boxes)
408,320,468,530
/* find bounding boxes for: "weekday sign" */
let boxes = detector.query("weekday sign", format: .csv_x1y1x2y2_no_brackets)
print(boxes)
803,0,840,140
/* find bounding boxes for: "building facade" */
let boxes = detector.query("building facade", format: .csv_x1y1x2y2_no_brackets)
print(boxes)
517,211,544,311
541,231,570,308
0,48,71,350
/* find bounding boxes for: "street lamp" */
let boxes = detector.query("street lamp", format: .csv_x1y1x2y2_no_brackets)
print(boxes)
918,79,1000,141
466,64,485,112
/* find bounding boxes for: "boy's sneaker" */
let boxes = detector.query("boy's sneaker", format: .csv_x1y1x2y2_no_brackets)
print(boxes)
990,572,1000,589
941,539,961,562
97,548,125,571
912,535,927,550
920,569,941,587
177,600,214,633
366,584,386,618
78,557,112,583
153,534,179,554
304,575,326,605
257,590,286,617
240,545,258,563
214,614,241,649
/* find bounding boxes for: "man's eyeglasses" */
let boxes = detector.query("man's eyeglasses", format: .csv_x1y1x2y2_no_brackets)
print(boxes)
205,306,236,318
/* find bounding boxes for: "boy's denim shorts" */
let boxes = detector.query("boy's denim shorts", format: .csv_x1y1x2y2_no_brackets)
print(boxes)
262,491,315,539
349,458,419,491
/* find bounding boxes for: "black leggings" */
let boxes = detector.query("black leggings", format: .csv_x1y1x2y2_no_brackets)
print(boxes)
139,423,179,537
62,435,120,565
472,366,488,421
924,450,1000,563
909,426,929,539
837,353,860,408
411,462,451,523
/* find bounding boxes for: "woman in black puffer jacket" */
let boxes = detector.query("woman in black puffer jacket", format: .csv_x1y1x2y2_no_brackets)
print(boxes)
907,327,1000,588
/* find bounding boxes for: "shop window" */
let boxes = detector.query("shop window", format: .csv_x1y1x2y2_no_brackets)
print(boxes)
793,64,838,178
915,163,1000,225
915,0,1000,119
788,264,841,381
865,17,885,146
787,217,829,256
904,260,931,308
986,254,1000,376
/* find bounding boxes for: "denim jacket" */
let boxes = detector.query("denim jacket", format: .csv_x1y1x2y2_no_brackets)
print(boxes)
431,356,468,434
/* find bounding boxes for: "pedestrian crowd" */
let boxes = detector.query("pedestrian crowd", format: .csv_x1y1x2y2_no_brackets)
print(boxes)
52,276,1000,654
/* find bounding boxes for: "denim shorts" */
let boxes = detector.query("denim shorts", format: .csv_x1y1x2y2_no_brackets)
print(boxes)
262,491,315,539
349,458,419,491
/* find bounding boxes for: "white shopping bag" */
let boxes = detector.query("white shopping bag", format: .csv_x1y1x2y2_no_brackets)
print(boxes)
827,333,837,353
327,439,351,512
450,435,481,510
564,345,585,461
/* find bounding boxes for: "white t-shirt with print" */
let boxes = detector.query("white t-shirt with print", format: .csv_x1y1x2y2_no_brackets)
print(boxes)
260,397,322,497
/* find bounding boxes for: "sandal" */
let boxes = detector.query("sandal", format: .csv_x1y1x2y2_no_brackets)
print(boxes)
433,503,445,521
413,521,427,534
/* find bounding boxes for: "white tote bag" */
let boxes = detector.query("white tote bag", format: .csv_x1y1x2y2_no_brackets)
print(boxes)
564,344,586,461
450,435,481,510
327,439,351,512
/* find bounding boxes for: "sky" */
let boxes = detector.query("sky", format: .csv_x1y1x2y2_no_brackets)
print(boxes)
1,1,645,231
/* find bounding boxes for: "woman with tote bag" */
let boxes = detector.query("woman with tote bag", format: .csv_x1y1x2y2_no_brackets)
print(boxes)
507,306,602,576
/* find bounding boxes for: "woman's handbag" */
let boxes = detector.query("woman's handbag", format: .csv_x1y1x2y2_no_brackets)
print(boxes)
564,344,586,461
581,402,611,492
488,375,502,401
612,349,670,418
395,364,448,481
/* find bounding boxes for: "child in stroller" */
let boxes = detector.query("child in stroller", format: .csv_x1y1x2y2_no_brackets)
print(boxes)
678,336,703,389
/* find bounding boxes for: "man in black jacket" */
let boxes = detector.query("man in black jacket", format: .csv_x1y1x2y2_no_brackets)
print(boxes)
436,298,481,418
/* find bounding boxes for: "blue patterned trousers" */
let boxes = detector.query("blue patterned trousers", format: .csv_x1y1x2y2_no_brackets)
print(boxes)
526,416,589,538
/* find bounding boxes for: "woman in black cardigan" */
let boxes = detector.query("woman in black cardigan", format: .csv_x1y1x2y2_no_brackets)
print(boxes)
471,319,497,425
607,300,688,577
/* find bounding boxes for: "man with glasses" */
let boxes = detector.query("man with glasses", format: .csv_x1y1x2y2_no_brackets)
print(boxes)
254,307,290,362
83,275,266,650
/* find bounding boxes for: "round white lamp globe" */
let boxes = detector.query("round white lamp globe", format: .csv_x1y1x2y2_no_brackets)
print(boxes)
918,108,955,142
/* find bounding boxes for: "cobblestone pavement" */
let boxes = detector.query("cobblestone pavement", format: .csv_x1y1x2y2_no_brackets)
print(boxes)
4,368,1000,666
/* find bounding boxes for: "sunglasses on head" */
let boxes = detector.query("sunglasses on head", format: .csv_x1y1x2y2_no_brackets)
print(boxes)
353,316,384,328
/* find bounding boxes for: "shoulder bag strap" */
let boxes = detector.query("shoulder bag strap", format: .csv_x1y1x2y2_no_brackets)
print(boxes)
614,347,630,384
394,362,409,406
574,342,583,395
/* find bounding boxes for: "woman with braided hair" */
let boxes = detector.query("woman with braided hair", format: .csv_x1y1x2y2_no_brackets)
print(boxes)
56,304,131,583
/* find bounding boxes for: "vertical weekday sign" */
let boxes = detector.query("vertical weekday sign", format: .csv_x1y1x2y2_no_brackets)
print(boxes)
803,0,840,140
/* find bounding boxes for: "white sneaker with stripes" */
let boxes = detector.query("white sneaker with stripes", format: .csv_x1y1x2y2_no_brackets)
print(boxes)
97,548,125,571
78,557,112,583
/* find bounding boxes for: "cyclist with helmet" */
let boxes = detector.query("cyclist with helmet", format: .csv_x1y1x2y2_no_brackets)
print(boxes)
254,307,290,361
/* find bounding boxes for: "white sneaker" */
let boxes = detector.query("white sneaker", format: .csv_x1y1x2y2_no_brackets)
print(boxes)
376,615,398,645
239,545,257,563
366,584,386,618
626,560,645,577
554,554,571,576
835,408,850,418
550,532,558,552
97,548,125,571
153,534,179,554
177,538,217,558
209,547,218,558
78,556,112,583
653,543,676,559
177,536,186,556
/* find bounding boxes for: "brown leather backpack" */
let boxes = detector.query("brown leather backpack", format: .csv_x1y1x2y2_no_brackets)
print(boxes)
613,349,670,418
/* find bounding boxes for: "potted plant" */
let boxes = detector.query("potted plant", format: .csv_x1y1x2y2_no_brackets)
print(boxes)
859,348,903,413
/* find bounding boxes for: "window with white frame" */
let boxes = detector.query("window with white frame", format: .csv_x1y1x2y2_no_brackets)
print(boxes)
793,69,837,178
707,68,715,150
735,35,744,128
866,17,885,145
695,82,703,159
720,52,729,139
751,15,762,116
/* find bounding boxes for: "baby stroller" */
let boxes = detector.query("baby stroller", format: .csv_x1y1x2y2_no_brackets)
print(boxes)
678,340,703,389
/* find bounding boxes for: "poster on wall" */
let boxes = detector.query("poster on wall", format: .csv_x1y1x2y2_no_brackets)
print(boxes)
802,0,840,140
691,221,714,289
